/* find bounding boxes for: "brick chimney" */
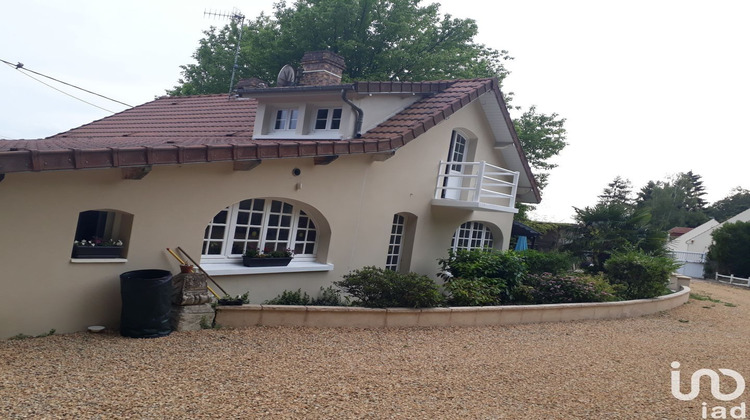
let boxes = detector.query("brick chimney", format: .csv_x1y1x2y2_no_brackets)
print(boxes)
299,51,346,86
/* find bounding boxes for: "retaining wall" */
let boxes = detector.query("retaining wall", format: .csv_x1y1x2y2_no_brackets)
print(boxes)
215,281,692,329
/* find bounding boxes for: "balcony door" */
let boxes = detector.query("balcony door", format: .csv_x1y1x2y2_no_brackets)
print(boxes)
442,131,467,200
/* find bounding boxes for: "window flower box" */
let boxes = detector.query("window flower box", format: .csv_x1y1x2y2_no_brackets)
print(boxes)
242,256,293,267
73,245,123,259
72,238,125,259
242,247,293,267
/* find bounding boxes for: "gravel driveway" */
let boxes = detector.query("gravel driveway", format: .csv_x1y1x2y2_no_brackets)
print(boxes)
2,279,748,419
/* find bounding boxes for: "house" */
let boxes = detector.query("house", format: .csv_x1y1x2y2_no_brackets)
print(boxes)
0,51,540,338
668,208,750,278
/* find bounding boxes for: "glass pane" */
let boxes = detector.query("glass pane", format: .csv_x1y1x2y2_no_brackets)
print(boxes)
207,241,222,255
250,213,263,225
279,229,290,241
266,228,278,240
210,226,225,240
289,109,298,130
315,109,328,129
204,226,210,239
269,214,280,226
271,200,281,213
283,203,293,213
231,242,244,255
307,231,316,241
253,199,265,211
234,227,247,239
237,212,249,225
294,243,304,254
331,108,342,129
281,215,292,226
249,227,261,240
213,210,227,224
305,243,314,254
239,200,252,210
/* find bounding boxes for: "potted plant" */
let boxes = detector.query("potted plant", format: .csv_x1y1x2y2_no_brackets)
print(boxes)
242,247,294,267
72,238,124,258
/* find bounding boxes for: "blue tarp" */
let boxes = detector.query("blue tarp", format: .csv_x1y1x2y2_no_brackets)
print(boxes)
515,235,528,251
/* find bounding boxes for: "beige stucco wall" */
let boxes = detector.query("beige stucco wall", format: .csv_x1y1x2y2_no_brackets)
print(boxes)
0,98,517,338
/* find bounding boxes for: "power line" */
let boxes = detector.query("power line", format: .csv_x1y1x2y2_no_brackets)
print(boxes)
11,66,117,113
0,58,133,108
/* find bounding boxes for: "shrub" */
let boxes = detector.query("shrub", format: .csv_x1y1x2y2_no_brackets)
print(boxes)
522,273,619,304
520,249,574,275
310,286,346,306
604,249,679,299
443,277,504,306
263,289,311,305
335,266,445,308
438,249,526,302
707,221,750,278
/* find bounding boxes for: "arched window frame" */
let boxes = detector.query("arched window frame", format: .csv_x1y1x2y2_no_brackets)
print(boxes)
451,221,495,251
202,199,318,263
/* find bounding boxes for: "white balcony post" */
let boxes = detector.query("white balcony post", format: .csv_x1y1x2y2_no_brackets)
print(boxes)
474,161,485,202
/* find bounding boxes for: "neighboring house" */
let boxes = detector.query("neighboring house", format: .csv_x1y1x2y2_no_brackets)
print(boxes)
667,227,693,241
668,208,750,278
0,51,540,338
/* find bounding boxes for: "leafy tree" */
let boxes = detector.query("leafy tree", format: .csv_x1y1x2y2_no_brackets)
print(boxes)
565,203,665,271
706,221,750,278
707,187,750,222
169,0,511,95
636,172,709,230
512,105,567,191
598,176,633,206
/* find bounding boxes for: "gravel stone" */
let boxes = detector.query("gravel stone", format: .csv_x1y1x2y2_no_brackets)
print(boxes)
1,280,748,419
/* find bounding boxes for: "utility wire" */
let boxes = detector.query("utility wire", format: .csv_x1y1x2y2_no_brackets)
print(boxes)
1,58,133,108
11,66,116,113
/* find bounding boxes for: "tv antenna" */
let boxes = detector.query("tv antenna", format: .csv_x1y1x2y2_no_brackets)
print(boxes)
204,8,246,96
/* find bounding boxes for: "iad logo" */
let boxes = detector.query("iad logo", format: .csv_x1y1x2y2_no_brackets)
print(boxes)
671,361,747,419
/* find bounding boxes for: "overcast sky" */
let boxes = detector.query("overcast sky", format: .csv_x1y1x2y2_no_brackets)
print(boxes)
1,0,747,222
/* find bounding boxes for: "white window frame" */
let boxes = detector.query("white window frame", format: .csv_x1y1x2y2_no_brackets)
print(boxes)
386,214,406,271
202,199,317,263
451,221,494,251
313,107,342,131
274,108,299,131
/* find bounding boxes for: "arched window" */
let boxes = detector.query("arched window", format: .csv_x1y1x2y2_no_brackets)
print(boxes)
202,199,317,262
451,221,494,251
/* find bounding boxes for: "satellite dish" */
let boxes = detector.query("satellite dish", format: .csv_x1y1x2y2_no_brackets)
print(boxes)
276,64,296,87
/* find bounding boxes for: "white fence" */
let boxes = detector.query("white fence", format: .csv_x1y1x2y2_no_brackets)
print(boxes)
716,273,750,288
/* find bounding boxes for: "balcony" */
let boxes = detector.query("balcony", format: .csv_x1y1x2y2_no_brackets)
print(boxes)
432,161,519,213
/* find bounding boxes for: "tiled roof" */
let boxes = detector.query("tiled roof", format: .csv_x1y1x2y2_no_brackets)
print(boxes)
0,78,536,201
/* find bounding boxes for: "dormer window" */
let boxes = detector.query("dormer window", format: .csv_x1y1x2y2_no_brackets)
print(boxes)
314,108,342,130
274,109,299,130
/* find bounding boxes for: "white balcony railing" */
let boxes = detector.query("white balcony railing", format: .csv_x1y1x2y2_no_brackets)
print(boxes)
433,161,519,213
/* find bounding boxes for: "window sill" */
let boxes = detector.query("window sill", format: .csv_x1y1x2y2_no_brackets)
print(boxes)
70,258,128,264
202,261,334,276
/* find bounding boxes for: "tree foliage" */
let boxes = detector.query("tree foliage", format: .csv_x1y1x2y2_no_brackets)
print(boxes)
169,0,512,95
707,221,750,278
635,171,709,230
707,187,750,222
512,105,567,190
565,203,665,271
598,176,633,206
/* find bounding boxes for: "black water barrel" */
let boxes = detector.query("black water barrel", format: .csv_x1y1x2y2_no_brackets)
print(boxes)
120,269,173,338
